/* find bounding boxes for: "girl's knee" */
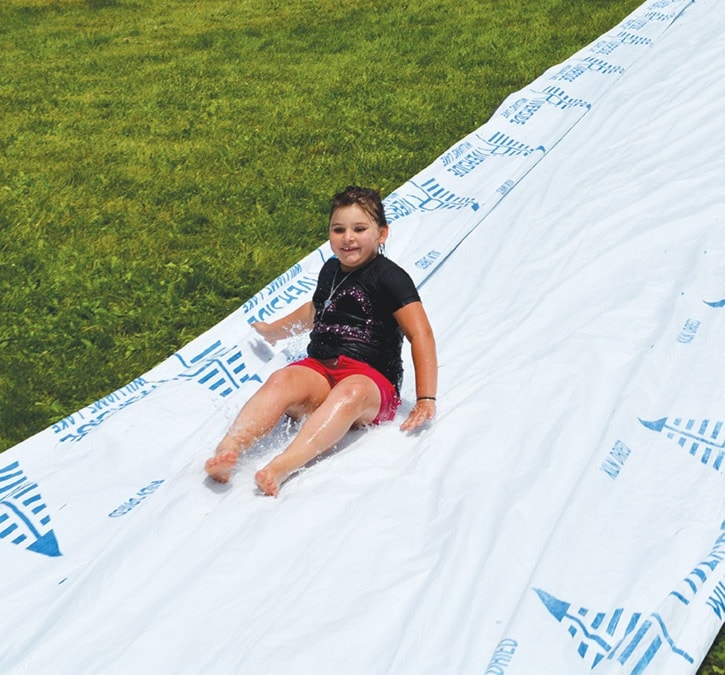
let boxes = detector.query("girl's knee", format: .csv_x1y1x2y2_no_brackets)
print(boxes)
251,369,304,410
264,368,293,389
263,367,313,395
264,366,330,414
331,377,377,411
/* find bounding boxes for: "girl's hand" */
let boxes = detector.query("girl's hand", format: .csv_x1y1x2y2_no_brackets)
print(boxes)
250,302,315,346
400,398,436,432
251,322,279,345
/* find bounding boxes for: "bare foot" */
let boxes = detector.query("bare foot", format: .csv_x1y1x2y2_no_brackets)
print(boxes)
204,450,239,483
254,462,289,497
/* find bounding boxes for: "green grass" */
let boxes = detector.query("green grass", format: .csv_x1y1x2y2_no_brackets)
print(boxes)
1,1,723,667
0,0,649,447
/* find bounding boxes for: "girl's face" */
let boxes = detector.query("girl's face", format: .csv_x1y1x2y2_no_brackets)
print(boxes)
329,204,388,272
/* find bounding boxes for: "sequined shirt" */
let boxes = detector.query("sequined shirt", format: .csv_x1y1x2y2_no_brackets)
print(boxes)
308,255,420,391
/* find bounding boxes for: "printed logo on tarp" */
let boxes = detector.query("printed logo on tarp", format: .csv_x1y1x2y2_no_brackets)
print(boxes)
242,266,320,323
439,132,545,179
497,180,515,197
0,461,62,557
669,521,725,619
414,250,441,271
590,39,621,57
620,18,648,32
501,86,591,127
484,638,518,674
655,0,691,13
53,340,264,444
676,318,700,343
172,339,263,397
612,31,653,47
708,579,725,622
534,589,693,672
639,416,725,473
385,178,480,223
551,57,625,83
644,10,679,22
108,480,165,518
53,377,157,443
600,440,632,480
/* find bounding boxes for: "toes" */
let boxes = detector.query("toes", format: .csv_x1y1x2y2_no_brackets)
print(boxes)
255,469,279,496
204,452,238,482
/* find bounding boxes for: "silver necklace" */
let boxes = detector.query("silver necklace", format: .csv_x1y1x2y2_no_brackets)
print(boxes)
323,268,351,312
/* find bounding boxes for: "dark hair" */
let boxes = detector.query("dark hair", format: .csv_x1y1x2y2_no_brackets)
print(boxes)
329,186,387,229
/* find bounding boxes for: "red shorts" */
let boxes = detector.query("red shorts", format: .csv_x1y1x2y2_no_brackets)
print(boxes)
289,354,401,424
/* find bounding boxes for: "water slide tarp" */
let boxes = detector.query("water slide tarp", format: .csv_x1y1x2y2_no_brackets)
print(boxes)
2,0,724,672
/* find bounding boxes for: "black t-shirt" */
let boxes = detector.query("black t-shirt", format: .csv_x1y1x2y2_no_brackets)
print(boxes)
307,255,420,391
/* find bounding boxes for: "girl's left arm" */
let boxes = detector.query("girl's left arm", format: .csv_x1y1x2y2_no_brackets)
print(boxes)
393,301,438,432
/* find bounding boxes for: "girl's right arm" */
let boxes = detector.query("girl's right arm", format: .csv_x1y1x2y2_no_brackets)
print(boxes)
393,301,438,432
250,301,315,345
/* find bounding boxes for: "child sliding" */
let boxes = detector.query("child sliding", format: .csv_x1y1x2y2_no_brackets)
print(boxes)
204,186,437,495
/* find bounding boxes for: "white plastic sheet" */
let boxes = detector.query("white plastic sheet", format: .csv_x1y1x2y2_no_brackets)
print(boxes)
2,0,723,672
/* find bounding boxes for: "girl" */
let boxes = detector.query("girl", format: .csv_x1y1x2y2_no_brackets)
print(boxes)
204,186,437,495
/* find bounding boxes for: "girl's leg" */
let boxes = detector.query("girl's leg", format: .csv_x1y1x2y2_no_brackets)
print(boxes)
255,374,382,496
205,365,330,482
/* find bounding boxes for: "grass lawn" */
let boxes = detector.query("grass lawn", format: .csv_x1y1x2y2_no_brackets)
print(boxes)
1,0,722,669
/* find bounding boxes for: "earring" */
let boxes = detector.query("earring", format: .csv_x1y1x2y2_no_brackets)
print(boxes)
378,243,386,255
